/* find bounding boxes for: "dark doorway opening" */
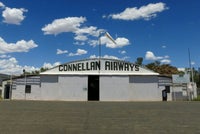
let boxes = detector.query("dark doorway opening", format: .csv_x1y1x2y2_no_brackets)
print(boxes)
4,84,11,99
162,86,170,101
162,89,167,101
88,75,99,101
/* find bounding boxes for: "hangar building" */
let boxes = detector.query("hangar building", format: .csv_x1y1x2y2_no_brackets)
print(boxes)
1,58,169,101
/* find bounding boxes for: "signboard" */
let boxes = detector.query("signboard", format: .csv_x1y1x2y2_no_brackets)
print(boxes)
41,58,159,75
58,60,139,72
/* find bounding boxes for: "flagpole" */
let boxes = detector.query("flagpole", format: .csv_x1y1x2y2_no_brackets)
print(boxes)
188,48,194,83
98,31,117,74
188,48,194,101
98,31,104,74
98,31,101,74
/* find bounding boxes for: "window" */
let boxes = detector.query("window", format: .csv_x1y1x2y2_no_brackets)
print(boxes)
25,85,31,93
165,86,170,93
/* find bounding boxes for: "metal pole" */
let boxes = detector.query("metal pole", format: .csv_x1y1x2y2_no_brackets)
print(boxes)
188,48,194,100
98,31,103,74
23,69,26,100
99,31,101,61
25,73,26,100
9,74,12,100
188,48,194,83
98,30,116,74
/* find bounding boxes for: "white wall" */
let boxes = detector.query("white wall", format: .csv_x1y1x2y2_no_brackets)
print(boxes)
12,85,25,99
58,75,87,101
11,75,161,101
129,76,161,101
40,75,87,101
12,85,41,100
40,75,59,100
100,75,161,101
0,81,6,99
100,76,130,101
172,86,185,101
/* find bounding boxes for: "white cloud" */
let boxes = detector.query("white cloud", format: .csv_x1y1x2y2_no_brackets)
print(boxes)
0,57,39,75
2,7,27,25
164,55,169,59
160,59,171,64
178,68,185,72
0,2,5,8
102,15,106,19
74,34,88,41
100,36,130,48
162,45,166,48
75,26,99,37
0,54,11,58
108,2,168,21
56,49,68,55
41,17,101,43
88,40,98,47
0,56,61,75
73,41,85,45
121,56,130,60
89,54,130,60
0,37,38,54
115,38,130,48
103,55,119,60
145,51,162,60
89,55,98,59
42,17,130,49
41,17,86,35
68,49,87,56
89,54,119,60
119,50,126,54
43,62,61,69
191,61,195,65
145,51,171,64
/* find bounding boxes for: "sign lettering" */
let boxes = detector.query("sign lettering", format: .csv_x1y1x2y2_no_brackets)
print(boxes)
59,61,139,72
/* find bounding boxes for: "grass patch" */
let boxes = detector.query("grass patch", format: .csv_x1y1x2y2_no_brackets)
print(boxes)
193,95,200,101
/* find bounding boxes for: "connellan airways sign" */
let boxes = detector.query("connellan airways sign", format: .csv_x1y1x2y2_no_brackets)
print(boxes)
58,60,139,72
41,58,159,75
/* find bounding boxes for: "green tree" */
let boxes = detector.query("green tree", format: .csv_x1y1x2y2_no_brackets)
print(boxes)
20,67,49,76
40,67,49,72
135,57,143,65
191,68,200,87
145,61,179,75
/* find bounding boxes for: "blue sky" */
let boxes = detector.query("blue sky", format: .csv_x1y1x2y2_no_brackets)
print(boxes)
0,0,200,74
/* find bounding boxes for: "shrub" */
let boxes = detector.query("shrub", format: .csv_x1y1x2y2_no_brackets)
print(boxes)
193,95,200,101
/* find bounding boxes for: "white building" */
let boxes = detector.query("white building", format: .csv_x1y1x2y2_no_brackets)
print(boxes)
171,74,197,101
1,58,171,101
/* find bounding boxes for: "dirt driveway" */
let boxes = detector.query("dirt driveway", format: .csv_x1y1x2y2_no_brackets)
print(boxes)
0,101,200,134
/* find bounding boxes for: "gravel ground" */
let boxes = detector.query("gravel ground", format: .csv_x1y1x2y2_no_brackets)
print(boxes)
0,100,200,134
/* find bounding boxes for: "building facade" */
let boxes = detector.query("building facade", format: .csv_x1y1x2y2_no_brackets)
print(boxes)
1,58,169,101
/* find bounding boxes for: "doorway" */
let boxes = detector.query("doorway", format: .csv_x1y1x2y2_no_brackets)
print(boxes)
162,89,167,101
4,84,11,99
88,75,99,101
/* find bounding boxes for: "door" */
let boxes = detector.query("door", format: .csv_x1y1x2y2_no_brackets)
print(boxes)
162,89,167,101
88,75,99,101
4,84,10,99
